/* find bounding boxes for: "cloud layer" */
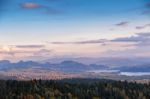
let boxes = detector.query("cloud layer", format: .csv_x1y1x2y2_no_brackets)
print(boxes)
49,32,150,45
15,45,45,49
0,32,150,60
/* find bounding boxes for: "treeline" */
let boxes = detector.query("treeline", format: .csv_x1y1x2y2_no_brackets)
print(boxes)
0,79,150,99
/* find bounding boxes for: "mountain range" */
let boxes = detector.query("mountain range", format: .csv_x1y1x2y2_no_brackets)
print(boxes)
0,59,150,73
44,57,150,67
0,60,108,73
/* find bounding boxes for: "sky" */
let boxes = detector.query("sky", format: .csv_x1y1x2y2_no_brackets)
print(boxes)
0,0,150,61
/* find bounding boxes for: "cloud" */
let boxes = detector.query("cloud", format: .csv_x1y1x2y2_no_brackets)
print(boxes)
112,32,150,43
20,2,62,14
33,49,53,56
111,32,150,48
21,2,42,9
0,47,52,59
99,32,150,57
142,10,150,14
0,51,15,56
0,47,53,61
136,26,145,29
0,45,45,57
23,49,53,61
15,44,45,49
49,32,150,48
1,33,150,60
145,1,150,8
49,39,108,45
0,50,34,54
142,0,150,14
136,24,150,29
115,21,129,27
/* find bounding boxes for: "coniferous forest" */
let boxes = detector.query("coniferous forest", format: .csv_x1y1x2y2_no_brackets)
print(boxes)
0,79,150,99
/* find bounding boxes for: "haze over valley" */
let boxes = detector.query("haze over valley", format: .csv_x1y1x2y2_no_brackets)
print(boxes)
0,59,150,81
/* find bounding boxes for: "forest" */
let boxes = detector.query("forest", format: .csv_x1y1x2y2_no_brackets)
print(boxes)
0,79,150,99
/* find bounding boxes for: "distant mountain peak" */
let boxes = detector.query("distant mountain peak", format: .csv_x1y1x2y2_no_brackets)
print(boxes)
60,60,85,66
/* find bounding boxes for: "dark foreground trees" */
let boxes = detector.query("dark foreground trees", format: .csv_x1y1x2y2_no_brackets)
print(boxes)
0,79,150,99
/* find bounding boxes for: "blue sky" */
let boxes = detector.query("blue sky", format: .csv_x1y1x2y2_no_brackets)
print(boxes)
0,0,150,61
0,0,146,23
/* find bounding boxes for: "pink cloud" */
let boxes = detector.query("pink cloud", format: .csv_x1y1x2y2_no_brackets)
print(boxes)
21,2,42,9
